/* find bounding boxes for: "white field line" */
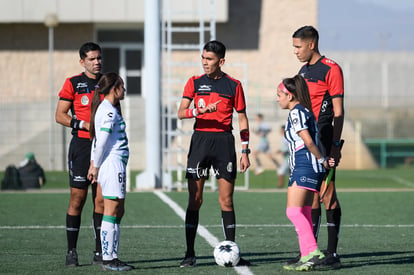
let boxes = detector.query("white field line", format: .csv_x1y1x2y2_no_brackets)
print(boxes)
153,190,254,275
1,224,414,230
390,175,414,188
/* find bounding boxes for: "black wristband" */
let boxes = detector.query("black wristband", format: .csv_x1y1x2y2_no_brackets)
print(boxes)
70,118,82,130
241,149,251,154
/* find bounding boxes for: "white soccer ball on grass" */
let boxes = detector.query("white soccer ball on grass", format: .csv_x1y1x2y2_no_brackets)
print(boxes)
213,240,240,267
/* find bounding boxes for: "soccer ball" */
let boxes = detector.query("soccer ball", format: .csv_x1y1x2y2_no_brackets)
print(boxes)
213,241,240,267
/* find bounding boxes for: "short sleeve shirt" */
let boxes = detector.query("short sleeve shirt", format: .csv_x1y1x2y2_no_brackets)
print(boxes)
299,56,344,126
182,73,246,132
58,73,101,139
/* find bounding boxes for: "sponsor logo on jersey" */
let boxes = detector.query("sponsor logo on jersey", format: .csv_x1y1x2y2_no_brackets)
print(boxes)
292,118,299,125
197,98,206,109
76,82,88,89
81,95,89,105
321,100,328,112
198,84,212,91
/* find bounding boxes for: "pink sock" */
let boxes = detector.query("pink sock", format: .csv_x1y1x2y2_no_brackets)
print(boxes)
286,207,318,257
303,206,313,229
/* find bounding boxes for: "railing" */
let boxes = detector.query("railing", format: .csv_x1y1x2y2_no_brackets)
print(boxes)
364,138,414,168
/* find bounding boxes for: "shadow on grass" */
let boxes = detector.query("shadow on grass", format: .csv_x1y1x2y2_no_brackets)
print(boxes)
127,251,296,270
340,251,414,268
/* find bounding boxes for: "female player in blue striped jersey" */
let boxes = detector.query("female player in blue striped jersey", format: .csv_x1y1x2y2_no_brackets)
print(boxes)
276,75,334,271
88,72,133,271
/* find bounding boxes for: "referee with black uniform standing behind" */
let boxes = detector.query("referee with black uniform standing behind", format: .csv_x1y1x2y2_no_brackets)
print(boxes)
291,26,345,269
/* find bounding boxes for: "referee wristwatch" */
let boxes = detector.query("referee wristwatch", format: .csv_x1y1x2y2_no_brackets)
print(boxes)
241,149,251,154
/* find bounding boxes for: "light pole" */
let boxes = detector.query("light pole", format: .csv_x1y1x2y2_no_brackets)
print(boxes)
44,14,59,170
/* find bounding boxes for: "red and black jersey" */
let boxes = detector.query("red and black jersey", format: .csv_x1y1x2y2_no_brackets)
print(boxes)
183,73,246,132
299,56,344,126
58,72,101,139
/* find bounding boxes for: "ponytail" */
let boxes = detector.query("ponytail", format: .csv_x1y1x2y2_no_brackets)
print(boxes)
89,72,120,140
282,75,314,116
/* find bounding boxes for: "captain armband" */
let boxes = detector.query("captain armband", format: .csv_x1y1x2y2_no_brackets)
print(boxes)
185,108,198,118
240,129,250,145
70,118,85,130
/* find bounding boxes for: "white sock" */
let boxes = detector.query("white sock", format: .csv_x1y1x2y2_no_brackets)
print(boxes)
113,222,120,259
101,216,116,261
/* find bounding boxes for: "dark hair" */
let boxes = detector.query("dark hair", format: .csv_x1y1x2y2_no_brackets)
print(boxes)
89,72,121,140
282,75,314,115
79,42,101,60
292,26,319,45
203,40,226,59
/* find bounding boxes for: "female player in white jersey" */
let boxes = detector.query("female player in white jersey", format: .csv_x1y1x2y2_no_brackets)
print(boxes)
276,75,334,271
88,72,132,271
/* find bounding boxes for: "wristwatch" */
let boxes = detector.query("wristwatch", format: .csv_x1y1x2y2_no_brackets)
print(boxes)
332,140,341,147
241,149,251,154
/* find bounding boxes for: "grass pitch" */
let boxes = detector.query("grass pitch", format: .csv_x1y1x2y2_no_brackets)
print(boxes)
0,168,413,274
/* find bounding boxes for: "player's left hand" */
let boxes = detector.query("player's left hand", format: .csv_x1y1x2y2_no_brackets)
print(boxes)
240,154,250,173
88,167,99,184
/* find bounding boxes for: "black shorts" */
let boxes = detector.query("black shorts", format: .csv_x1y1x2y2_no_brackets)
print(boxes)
68,136,92,189
186,131,237,181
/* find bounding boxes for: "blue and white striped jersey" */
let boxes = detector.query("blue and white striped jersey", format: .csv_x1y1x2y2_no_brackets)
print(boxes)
284,104,323,173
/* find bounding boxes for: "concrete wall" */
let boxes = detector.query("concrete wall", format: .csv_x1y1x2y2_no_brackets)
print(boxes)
0,0,395,171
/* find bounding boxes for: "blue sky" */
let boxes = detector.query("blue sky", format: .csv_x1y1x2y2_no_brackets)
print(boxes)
318,0,414,51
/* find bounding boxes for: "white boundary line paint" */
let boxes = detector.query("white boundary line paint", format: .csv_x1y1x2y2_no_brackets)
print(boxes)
153,190,254,275
390,176,414,188
1,224,414,230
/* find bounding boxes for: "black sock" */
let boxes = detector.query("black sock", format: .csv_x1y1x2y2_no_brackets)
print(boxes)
66,214,81,252
93,212,103,252
184,209,199,257
222,210,236,242
326,208,341,254
311,208,321,241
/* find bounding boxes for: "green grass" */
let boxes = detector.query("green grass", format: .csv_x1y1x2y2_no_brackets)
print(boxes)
2,167,413,190
1,167,414,274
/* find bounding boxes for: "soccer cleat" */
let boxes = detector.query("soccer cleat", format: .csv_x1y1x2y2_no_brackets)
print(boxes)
283,249,325,271
317,251,341,269
180,253,196,268
92,251,103,265
284,253,300,265
237,257,251,266
65,248,79,267
101,258,133,271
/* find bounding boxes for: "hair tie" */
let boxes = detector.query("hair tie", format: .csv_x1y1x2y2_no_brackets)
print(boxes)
278,82,292,95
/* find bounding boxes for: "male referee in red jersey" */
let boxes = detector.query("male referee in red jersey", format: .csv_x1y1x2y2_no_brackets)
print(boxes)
177,40,251,268
291,26,345,269
55,42,104,266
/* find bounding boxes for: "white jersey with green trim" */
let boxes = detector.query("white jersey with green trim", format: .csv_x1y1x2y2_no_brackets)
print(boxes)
91,99,129,168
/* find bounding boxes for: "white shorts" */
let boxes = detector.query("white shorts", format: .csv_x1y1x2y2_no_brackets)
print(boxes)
98,156,127,199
